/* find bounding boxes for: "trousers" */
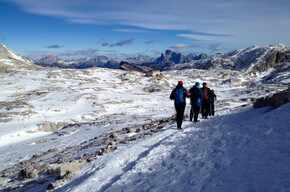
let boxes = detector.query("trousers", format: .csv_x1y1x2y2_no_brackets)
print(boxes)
174,103,185,128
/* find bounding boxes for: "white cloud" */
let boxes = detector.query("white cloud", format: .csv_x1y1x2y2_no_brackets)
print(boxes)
113,29,149,33
110,39,135,47
209,44,223,52
6,0,290,46
170,44,199,49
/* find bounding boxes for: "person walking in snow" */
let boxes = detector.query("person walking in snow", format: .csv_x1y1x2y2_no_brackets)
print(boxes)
201,82,211,119
189,82,203,122
209,89,217,116
170,81,189,130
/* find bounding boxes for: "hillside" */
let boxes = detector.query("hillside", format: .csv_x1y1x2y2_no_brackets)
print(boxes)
0,44,41,73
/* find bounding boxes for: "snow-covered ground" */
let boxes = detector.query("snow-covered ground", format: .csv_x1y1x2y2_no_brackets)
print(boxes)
56,104,290,192
0,53,289,191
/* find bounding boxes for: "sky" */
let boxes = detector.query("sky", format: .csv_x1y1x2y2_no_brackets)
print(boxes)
0,0,289,59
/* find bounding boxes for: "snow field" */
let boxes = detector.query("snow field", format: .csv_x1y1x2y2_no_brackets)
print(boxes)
0,61,289,191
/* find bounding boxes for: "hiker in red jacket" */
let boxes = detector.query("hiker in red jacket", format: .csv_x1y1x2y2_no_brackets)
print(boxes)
170,81,189,130
201,82,212,119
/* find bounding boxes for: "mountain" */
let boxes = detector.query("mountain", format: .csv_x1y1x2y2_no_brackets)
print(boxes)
186,53,208,60
35,55,65,67
34,55,154,69
34,55,119,69
124,54,155,64
170,44,290,73
0,43,40,73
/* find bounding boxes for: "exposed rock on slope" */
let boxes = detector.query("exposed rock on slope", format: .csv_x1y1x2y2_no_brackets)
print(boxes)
0,43,40,73
254,88,290,108
116,61,151,73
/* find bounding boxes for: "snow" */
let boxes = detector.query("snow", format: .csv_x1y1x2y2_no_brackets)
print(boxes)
3,44,26,62
54,104,290,192
0,53,289,191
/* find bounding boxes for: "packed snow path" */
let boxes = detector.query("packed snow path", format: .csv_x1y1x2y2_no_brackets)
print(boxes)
55,104,290,192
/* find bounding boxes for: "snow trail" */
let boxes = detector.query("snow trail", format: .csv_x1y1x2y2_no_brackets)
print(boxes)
55,104,290,192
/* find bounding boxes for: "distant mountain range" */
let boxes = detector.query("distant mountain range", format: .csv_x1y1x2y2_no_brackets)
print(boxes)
33,45,289,75
1,43,289,76
168,44,290,73
34,55,119,69
33,50,209,71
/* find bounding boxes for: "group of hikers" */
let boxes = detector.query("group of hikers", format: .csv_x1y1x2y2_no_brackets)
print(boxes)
170,81,216,130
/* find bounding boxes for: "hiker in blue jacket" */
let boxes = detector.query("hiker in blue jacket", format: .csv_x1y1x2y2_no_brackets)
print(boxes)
170,81,189,130
189,82,203,122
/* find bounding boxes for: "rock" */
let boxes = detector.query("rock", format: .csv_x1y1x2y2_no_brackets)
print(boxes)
96,148,109,156
109,133,119,140
125,127,137,133
58,155,72,163
0,177,7,185
37,122,68,132
121,140,129,144
106,141,117,150
254,88,290,108
47,179,63,190
48,165,59,175
59,161,85,178
18,166,39,179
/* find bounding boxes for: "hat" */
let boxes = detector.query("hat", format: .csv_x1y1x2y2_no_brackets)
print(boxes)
195,82,200,88
203,82,207,86
178,81,183,85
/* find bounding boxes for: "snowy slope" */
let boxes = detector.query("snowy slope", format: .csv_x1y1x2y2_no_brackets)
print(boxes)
56,104,290,192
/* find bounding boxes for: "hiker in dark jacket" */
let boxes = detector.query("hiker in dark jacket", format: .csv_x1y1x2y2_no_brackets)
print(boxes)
170,81,189,130
209,89,217,116
201,82,211,119
189,82,203,122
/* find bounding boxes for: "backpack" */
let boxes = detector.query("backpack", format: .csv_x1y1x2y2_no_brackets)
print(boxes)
191,87,199,103
202,88,209,100
174,88,184,104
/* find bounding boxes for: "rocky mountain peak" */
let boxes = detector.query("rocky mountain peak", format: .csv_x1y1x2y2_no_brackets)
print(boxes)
0,43,37,73
157,50,187,64
0,43,28,62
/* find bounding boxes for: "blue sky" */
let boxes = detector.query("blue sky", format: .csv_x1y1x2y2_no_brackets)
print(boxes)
0,0,289,59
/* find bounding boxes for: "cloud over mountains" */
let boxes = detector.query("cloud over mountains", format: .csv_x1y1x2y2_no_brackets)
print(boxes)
110,39,135,47
46,44,63,49
6,0,290,46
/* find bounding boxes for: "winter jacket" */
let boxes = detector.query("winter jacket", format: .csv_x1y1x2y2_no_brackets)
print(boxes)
201,87,211,101
189,85,203,107
170,84,189,105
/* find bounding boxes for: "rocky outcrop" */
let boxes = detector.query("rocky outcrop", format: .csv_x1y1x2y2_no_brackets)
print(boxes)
0,43,39,73
116,61,151,73
254,50,290,72
253,88,290,108
37,122,70,132
0,116,174,192
156,50,188,64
